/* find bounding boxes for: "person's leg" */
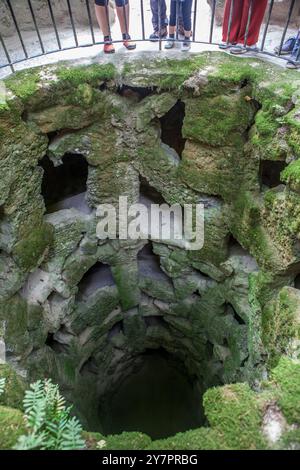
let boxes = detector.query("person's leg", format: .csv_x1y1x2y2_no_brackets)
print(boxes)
115,0,136,49
150,0,168,40
160,0,168,30
230,0,267,54
221,0,244,45
115,0,129,36
151,0,159,32
237,0,268,46
165,0,177,49
181,0,192,51
95,0,111,36
95,0,115,53
287,29,300,68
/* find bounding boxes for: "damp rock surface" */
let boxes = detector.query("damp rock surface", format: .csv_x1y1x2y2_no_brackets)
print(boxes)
1,53,300,449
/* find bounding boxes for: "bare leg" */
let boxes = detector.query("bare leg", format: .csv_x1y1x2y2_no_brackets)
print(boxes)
95,5,111,37
116,3,136,49
168,25,176,36
116,4,130,35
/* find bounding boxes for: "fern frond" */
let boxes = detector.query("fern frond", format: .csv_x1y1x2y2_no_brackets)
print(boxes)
0,377,6,396
16,378,85,450
14,432,47,450
59,417,85,450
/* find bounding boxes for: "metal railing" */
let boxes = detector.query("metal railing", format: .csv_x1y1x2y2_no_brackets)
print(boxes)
0,0,299,74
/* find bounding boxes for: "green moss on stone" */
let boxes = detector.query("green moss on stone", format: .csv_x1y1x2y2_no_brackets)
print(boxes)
12,222,54,271
5,69,40,103
112,263,140,311
56,63,116,87
84,431,151,450
262,287,300,368
203,383,266,449
271,357,300,424
281,159,300,192
183,93,252,147
279,427,300,450
122,55,208,90
149,428,224,450
0,406,26,450
0,364,26,410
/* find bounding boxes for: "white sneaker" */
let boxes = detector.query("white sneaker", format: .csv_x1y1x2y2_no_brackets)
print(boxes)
182,41,191,52
164,39,175,49
219,42,234,50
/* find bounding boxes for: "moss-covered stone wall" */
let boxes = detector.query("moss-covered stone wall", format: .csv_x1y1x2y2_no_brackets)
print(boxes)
1,52,300,446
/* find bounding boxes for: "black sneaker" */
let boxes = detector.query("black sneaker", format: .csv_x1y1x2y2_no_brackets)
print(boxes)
149,29,167,42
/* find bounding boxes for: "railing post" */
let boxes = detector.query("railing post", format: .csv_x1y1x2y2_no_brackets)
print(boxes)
176,0,180,41
260,0,275,52
0,31,14,73
1,0,300,73
66,0,79,47
226,0,234,45
86,0,96,44
243,0,253,48
192,0,198,43
47,0,62,49
104,0,112,41
158,0,162,51
27,0,45,54
277,0,296,56
6,0,28,58
140,0,145,41
209,0,216,44
122,0,129,40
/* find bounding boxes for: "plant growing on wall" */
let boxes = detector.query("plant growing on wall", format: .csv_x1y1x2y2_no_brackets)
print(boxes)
14,379,85,450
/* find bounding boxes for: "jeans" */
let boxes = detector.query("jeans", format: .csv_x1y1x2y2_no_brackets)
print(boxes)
291,30,300,63
151,0,168,31
222,0,268,46
169,0,192,32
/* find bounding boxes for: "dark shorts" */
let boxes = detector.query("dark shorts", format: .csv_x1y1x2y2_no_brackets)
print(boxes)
95,0,128,6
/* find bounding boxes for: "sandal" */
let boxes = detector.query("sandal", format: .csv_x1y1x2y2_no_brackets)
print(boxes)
123,40,136,50
103,41,115,54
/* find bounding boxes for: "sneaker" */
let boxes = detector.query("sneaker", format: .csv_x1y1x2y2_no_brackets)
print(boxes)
230,44,259,55
149,28,167,42
103,41,115,54
219,42,234,50
182,40,191,52
286,60,300,69
275,36,296,55
164,38,175,49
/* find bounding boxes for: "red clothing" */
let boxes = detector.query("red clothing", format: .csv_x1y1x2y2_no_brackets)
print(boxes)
222,0,268,46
